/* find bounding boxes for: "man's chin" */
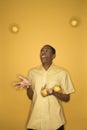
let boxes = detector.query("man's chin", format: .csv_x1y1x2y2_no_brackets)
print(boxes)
41,59,47,64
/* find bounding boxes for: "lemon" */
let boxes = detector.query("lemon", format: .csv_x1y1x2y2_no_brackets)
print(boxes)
53,86,60,92
42,89,48,96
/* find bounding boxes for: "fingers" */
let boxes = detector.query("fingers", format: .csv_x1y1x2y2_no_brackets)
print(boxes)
47,88,53,95
13,82,21,86
18,75,26,80
13,81,24,89
13,74,32,90
18,75,31,85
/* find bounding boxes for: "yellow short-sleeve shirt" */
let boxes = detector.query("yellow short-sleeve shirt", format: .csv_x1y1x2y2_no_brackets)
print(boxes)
27,64,74,130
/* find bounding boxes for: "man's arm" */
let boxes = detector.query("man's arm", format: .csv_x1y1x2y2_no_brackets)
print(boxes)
27,86,34,100
52,91,70,102
41,87,70,102
14,75,33,100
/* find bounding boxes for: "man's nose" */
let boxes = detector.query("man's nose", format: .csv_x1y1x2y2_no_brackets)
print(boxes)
42,50,46,54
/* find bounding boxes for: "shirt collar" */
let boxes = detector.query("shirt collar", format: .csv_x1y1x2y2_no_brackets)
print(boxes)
40,63,54,71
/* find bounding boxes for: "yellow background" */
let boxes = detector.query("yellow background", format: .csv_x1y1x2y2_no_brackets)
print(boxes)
0,0,87,130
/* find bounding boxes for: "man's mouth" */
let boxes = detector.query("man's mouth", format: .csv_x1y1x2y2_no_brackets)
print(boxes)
41,55,47,61
41,55,46,58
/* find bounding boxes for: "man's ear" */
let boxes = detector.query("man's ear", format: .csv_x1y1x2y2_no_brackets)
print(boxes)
52,54,56,59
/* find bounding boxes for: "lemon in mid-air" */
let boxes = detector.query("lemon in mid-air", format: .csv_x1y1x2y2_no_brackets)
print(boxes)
53,86,61,92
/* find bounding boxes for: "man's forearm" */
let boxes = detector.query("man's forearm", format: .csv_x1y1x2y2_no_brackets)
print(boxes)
27,87,34,100
53,91,70,102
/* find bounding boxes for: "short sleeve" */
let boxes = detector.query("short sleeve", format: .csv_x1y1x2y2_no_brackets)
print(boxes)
27,70,32,83
27,69,35,90
61,71,75,94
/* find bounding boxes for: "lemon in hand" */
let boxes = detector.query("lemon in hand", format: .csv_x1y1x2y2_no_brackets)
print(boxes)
53,86,61,92
41,89,48,96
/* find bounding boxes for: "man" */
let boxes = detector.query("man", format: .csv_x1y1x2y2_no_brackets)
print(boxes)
15,45,74,130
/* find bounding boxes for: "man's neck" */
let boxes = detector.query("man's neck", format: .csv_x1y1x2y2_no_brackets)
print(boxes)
42,62,52,70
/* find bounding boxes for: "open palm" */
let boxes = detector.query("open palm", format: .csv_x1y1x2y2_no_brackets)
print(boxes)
14,75,31,88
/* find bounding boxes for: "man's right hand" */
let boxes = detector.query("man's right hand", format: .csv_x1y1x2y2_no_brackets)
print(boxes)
13,75,31,89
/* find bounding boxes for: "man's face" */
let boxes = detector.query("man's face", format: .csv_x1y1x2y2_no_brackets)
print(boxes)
40,45,55,64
